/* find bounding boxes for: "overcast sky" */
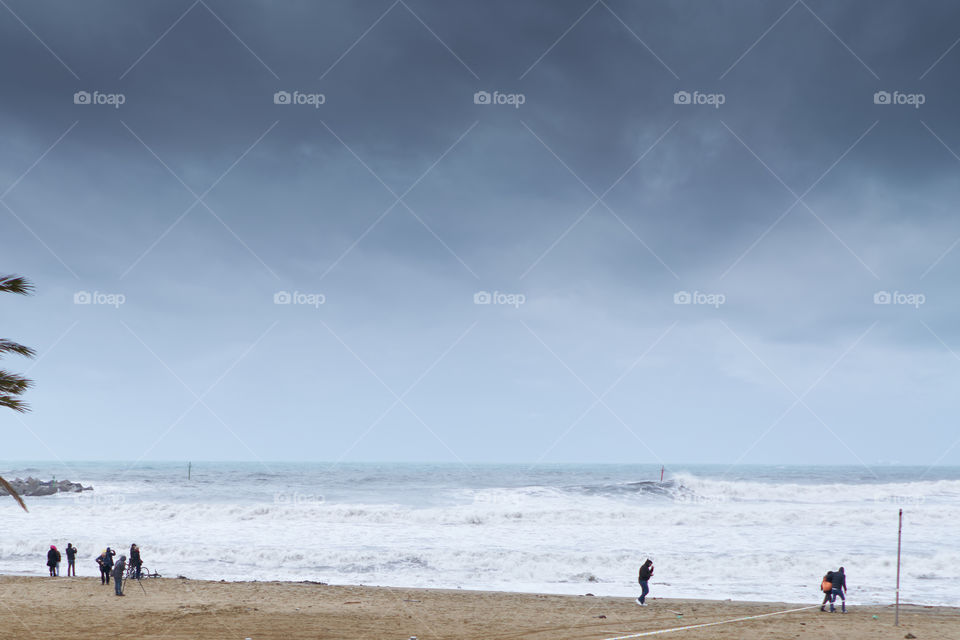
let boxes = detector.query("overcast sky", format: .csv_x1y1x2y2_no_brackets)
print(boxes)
2,0,959,467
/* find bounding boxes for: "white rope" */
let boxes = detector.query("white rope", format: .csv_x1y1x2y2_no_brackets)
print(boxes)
604,604,820,639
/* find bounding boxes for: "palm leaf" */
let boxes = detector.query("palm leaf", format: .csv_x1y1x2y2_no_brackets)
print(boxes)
0,371,33,394
0,475,28,512
0,340,36,359
0,394,30,412
0,275,33,295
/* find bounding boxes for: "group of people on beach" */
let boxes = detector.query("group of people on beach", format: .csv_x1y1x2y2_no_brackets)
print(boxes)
45,543,143,596
635,559,848,613
44,543,77,577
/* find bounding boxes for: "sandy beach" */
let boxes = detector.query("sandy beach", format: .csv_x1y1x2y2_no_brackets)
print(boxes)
0,576,956,640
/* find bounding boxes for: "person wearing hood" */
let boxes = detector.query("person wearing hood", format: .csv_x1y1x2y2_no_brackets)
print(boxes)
112,555,127,596
636,558,654,606
829,567,847,613
45,546,60,577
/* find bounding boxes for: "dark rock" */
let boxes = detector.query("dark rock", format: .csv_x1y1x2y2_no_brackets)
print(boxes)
905,634,917,639
0,477,92,497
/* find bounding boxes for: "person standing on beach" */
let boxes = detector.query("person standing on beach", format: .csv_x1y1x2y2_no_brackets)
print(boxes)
636,559,654,606
112,555,126,596
96,551,106,583
46,545,59,577
129,544,142,580
98,547,116,584
829,567,846,613
65,543,77,577
820,570,834,611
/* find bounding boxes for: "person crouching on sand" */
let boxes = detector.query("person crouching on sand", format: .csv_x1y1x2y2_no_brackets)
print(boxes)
636,558,654,606
112,555,126,596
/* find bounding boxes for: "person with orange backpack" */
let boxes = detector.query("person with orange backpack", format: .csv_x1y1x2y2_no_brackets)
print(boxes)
819,570,834,611
820,567,847,612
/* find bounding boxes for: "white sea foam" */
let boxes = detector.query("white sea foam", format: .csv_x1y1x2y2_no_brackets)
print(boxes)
1,464,956,605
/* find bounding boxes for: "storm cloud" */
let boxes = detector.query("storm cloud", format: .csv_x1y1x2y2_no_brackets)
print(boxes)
2,0,959,467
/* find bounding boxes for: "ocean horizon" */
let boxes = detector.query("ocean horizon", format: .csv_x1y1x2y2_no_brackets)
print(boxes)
2,461,957,606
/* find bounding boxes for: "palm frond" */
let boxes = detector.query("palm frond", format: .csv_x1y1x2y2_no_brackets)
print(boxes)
0,275,33,295
0,340,36,359
1,273,36,498
0,394,30,413
0,370,33,395
0,475,28,512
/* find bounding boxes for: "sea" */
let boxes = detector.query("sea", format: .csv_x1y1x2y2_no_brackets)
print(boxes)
1,462,957,606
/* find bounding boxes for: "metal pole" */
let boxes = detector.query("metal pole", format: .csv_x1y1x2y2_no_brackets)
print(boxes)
895,508,902,626
188,462,191,480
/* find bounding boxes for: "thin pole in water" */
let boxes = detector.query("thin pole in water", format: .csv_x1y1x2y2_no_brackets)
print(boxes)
660,465,664,483
188,462,191,480
896,508,903,626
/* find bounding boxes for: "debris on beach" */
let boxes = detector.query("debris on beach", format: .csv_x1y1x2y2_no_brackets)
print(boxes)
0,477,92,496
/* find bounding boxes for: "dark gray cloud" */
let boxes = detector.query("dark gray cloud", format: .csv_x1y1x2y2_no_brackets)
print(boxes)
2,0,960,466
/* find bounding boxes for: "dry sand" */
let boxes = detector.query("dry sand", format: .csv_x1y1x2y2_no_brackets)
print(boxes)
0,576,956,640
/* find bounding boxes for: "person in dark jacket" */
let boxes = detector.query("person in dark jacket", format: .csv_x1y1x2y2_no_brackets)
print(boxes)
65,543,77,577
829,567,847,613
129,544,142,579
820,570,834,611
97,547,116,585
636,558,654,606
112,555,126,596
46,545,60,577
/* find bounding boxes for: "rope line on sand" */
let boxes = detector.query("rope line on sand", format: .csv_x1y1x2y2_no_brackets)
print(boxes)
604,604,820,639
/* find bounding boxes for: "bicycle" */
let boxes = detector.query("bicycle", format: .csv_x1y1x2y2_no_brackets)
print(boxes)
125,564,160,580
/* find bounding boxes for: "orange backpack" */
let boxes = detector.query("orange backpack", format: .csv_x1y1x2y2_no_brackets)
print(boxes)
821,572,834,593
